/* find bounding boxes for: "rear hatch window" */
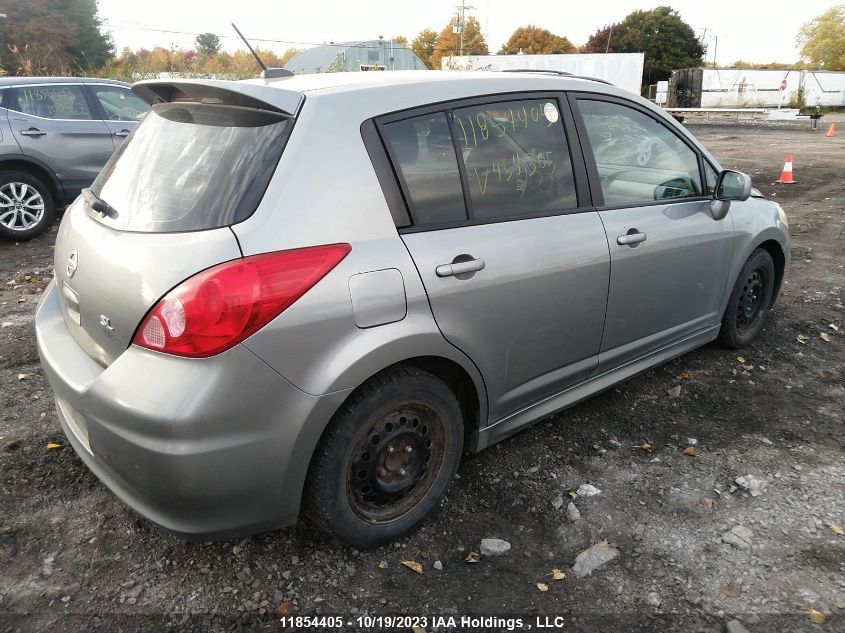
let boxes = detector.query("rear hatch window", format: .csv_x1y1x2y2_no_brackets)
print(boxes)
90,102,293,232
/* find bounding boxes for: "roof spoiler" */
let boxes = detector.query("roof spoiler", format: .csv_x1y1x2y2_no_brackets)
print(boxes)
132,79,303,116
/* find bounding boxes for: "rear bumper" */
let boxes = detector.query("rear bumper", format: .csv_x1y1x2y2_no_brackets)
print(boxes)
36,279,350,539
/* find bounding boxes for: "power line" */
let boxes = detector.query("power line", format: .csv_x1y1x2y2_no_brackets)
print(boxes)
103,23,391,51
101,22,488,55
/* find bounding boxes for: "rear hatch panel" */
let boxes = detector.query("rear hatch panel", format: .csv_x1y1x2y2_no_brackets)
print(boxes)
54,199,241,366
52,79,304,366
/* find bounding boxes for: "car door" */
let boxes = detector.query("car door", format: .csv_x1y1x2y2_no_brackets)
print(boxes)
8,83,115,197
0,87,13,147
570,94,735,369
378,96,610,422
85,83,150,147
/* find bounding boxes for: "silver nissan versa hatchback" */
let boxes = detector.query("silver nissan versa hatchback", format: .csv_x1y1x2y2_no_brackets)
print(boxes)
36,71,790,547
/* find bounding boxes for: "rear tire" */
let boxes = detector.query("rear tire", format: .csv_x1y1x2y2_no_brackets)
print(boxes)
0,170,55,241
717,248,776,348
304,366,464,548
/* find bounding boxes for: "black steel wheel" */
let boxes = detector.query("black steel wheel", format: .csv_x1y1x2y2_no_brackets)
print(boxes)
304,366,463,548
346,403,446,523
735,268,767,335
718,248,776,348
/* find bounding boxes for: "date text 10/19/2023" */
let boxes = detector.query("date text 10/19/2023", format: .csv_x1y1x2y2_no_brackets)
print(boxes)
277,615,573,630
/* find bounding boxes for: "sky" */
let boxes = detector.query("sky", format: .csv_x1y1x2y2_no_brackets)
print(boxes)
96,0,836,65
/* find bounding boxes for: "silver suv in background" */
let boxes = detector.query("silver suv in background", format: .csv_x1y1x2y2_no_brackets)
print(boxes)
0,77,150,240
36,72,790,547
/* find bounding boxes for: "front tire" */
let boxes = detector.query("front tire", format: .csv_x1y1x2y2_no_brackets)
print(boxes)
717,248,776,348
0,170,56,241
304,366,464,548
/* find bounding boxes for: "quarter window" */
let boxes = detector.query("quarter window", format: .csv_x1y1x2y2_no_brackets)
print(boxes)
453,99,577,220
578,99,702,206
381,112,467,226
704,160,719,195
92,86,150,122
12,85,93,120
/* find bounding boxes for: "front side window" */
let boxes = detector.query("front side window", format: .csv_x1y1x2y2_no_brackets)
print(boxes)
92,85,150,122
12,84,93,120
578,99,702,206
453,99,577,221
381,112,467,226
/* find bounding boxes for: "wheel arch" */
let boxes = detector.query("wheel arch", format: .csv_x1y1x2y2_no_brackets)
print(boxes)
285,350,488,522
0,155,63,203
322,353,487,450
755,238,787,304
721,223,789,316
389,356,482,441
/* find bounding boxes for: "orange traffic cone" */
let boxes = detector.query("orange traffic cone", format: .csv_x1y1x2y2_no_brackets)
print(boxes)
777,154,795,184
826,122,836,137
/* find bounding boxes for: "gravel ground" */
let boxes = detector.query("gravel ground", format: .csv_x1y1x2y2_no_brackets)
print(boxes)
1,122,843,633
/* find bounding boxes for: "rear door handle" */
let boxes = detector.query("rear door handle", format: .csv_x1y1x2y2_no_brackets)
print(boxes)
436,258,485,277
113,130,130,137
617,232,647,246
20,128,46,137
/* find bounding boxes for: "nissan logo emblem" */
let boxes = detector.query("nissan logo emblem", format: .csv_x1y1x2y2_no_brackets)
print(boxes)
66,251,79,278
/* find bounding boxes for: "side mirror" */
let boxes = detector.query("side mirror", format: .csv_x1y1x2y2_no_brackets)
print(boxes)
710,170,752,220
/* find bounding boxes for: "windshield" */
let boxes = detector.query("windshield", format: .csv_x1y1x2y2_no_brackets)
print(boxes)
91,102,292,232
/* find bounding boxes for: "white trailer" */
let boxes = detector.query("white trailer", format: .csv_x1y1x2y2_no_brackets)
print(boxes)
441,53,645,95
672,68,845,108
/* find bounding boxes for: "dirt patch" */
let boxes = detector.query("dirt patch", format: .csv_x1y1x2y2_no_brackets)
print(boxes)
1,124,843,632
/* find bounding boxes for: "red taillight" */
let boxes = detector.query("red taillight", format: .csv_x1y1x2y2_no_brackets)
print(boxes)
133,244,351,358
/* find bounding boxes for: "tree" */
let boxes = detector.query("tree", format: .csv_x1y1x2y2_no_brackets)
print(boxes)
617,7,705,86
582,7,704,91
411,28,438,69
499,26,575,55
432,15,488,68
65,0,114,69
582,23,628,54
195,33,222,57
0,0,113,75
797,4,845,70
391,36,409,49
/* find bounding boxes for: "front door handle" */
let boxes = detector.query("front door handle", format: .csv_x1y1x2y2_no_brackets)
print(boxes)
20,128,46,137
113,130,130,137
436,258,485,277
617,231,647,246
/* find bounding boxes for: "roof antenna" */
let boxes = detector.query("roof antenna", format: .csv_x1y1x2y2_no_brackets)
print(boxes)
231,23,293,79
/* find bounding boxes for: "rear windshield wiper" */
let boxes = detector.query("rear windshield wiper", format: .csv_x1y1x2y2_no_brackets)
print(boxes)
82,188,119,219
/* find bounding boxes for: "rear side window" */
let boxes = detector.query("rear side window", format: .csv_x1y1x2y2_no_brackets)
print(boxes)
91,102,292,232
578,99,702,206
453,99,577,221
91,85,150,121
12,84,93,120
380,113,467,226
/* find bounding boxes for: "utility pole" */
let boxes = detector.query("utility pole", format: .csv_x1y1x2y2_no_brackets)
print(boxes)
454,0,475,56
